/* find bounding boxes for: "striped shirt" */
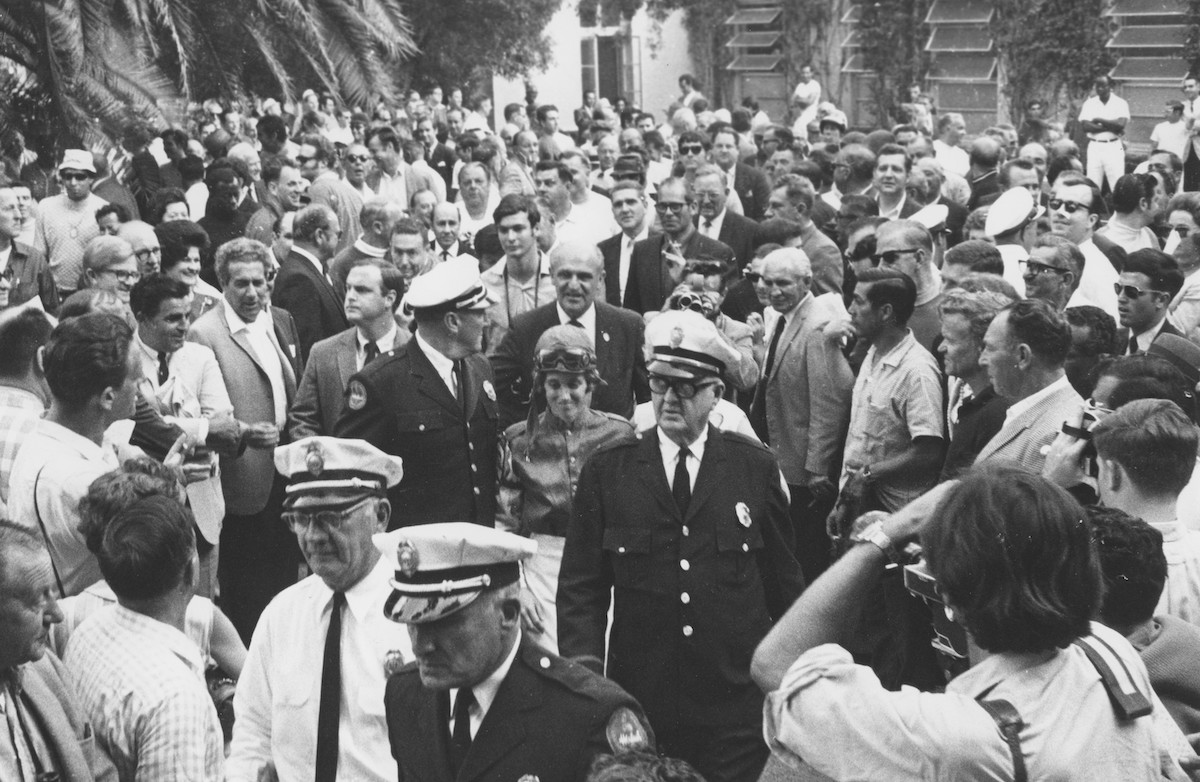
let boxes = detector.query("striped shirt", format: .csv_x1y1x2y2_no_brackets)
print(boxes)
32,193,107,291
64,605,224,782
0,387,43,513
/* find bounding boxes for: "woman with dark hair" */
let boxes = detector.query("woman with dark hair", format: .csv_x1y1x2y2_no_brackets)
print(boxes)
496,325,633,653
751,464,1194,779
154,219,220,318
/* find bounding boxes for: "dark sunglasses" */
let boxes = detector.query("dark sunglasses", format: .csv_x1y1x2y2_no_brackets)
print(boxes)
1021,259,1069,277
678,145,704,155
655,201,689,214
1048,198,1088,214
1113,282,1167,299
871,248,920,266
1174,226,1191,238
648,374,719,399
345,155,370,164
60,172,93,182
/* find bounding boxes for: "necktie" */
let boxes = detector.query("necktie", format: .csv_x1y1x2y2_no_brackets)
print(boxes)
449,688,476,775
1128,333,1140,356
315,592,345,782
762,315,787,380
672,447,691,514
568,319,585,329
442,250,451,262
363,341,380,365
157,351,170,386
453,359,465,405
702,218,713,237
750,316,786,443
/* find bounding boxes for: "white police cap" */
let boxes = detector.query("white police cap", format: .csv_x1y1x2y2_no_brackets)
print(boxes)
274,436,403,507
375,523,537,624
401,257,497,313
985,187,1045,238
644,309,742,380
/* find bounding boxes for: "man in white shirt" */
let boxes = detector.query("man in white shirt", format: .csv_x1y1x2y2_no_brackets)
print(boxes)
556,150,619,246
933,114,969,179
1078,75,1130,194
9,313,138,596
789,65,821,137
1050,173,1119,317
228,437,411,782
1097,173,1160,255
598,181,654,307
1181,76,1200,190
1152,100,1189,159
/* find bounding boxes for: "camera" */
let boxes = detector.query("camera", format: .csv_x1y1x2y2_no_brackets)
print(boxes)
903,558,971,680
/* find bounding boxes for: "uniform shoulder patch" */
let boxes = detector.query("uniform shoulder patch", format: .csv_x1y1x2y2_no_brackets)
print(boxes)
347,379,368,410
606,706,653,753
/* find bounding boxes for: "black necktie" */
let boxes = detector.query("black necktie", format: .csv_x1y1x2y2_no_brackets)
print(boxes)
762,315,786,379
449,688,476,775
363,341,380,365
157,351,170,386
672,447,691,514
315,592,345,782
750,316,786,444
1128,333,1140,356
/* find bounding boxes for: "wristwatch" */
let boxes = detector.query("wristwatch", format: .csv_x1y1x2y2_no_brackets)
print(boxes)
860,464,874,483
851,518,898,562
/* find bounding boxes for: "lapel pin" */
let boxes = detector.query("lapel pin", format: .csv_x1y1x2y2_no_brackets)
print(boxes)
602,331,611,343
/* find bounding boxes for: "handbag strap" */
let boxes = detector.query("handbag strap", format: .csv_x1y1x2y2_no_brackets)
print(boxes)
976,682,1027,782
30,465,66,598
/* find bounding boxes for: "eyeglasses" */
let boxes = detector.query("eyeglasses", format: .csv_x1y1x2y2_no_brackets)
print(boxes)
655,201,689,214
678,145,704,155
60,172,92,182
101,268,141,283
134,247,162,261
1113,282,1168,299
648,374,719,399
1020,259,1069,277
871,248,921,266
1048,198,1089,214
282,495,374,534
694,192,723,203
535,347,594,372
345,155,370,164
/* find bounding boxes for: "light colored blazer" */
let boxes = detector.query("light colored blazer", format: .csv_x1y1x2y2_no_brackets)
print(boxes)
187,305,302,515
22,652,118,782
973,379,1084,474
765,295,855,484
287,325,410,440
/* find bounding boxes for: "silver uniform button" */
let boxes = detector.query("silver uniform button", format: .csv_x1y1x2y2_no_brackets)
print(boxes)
680,559,690,571
540,657,551,669
682,625,693,637
680,592,690,604
682,526,689,536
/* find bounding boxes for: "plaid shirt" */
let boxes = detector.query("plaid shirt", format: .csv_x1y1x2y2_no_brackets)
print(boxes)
0,386,43,513
64,605,224,782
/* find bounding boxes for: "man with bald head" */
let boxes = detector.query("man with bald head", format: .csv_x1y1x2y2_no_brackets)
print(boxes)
227,141,267,206
500,130,539,198
967,136,1003,210
329,197,405,299
872,219,944,351
0,185,58,312
116,220,162,277
749,247,853,579
491,237,649,427
430,202,475,261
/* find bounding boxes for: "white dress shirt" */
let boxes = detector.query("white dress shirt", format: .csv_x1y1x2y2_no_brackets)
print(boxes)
618,223,651,303
556,302,596,346
356,324,399,371
415,331,458,397
448,631,521,740
227,556,413,782
222,298,289,427
699,208,727,241
657,426,707,493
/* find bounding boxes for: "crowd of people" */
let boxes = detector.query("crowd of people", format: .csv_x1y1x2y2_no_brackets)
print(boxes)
5,67,1200,782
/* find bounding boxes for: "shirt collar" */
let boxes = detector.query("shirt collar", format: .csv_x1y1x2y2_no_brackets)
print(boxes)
358,323,399,352
352,238,387,258
0,386,43,413
415,331,455,377
292,245,325,274
1004,374,1071,424
314,554,392,623
112,604,205,674
556,302,596,332
451,631,522,723
657,425,709,463
870,330,918,368
35,418,111,461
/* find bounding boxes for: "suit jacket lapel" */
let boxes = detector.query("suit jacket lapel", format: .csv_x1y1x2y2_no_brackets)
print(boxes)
224,307,272,378
21,664,91,782
459,648,538,782
461,358,481,421
770,297,810,370
270,319,298,399
336,330,356,389
415,688,455,782
638,431,682,521
593,305,614,380
410,339,463,416
685,427,725,522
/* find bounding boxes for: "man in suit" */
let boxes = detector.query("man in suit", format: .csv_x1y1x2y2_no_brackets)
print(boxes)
274,203,350,363
765,174,843,297
0,185,58,312
559,310,804,782
1116,248,1185,355
710,125,771,221
492,238,650,428
975,298,1083,473
625,177,735,315
694,165,758,270
874,143,921,221
749,248,854,580
189,237,303,641
335,258,500,528
297,134,362,254
430,203,475,263
289,259,408,439
499,130,538,198
0,522,118,782
416,116,456,195
328,197,405,301
380,522,652,782
599,181,655,308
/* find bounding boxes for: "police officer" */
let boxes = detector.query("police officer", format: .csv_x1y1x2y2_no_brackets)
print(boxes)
227,436,411,782
378,522,653,782
558,310,806,782
335,257,500,528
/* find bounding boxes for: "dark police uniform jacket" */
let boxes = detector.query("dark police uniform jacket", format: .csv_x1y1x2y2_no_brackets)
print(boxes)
385,640,651,782
557,427,805,732
334,338,497,528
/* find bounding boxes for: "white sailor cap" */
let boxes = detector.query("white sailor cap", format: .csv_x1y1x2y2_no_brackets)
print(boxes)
401,257,497,313
985,187,1045,238
644,309,741,380
375,523,537,624
274,436,403,508
910,203,949,232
